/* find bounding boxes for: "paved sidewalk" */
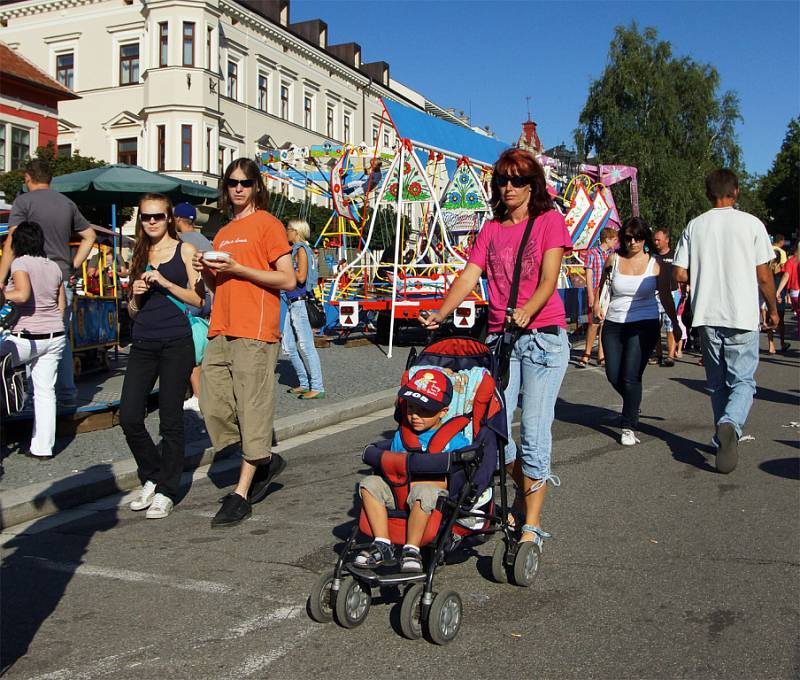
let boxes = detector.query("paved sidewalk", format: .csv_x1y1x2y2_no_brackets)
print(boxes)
0,339,418,528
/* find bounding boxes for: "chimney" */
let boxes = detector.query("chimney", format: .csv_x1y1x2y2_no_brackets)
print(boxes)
288,18,327,48
239,0,290,26
360,60,389,86
327,42,361,69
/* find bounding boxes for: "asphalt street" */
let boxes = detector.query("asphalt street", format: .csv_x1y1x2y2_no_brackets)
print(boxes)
1,339,798,679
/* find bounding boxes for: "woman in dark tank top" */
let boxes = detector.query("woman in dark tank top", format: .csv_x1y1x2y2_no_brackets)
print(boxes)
119,193,204,520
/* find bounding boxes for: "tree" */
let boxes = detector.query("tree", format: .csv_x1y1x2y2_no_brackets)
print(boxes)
575,24,744,236
0,142,107,204
759,117,800,235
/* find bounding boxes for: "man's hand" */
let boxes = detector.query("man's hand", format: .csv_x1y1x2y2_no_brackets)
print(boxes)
203,255,240,276
764,310,780,331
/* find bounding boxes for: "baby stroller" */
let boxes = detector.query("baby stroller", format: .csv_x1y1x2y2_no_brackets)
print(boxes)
307,336,543,644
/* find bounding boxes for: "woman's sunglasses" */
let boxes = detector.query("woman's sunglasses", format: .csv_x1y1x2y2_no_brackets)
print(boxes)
225,178,256,188
623,234,643,243
140,212,167,222
495,174,534,188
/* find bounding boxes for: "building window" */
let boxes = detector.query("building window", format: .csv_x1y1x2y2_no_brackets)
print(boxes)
227,60,238,99
326,105,335,138
304,96,313,129
56,52,74,89
206,128,213,173
218,146,224,175
372,125,378,145
158,22,168,67
343,113,351,144
182,22,195,67
119,43,139,85
157,125,166,171
206,27,213,70
280,84,289,120
117,137,137,165
0,126,5,172
384,132,390,148
10,127,30,170
58,143,72,158
258,74,269,112
181,125,192,170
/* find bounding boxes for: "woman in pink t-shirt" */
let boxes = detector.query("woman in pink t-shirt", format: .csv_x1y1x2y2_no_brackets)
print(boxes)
2,221,65,458
422,148,571,548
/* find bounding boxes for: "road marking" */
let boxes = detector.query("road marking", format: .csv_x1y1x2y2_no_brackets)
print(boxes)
28,645,156,680
23,556,232,594
225,628,315,678
225,605,304,639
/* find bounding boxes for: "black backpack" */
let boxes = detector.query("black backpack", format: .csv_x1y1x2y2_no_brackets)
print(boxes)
1,351,26,417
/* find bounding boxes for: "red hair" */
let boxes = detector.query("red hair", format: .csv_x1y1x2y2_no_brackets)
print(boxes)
490,148,553,222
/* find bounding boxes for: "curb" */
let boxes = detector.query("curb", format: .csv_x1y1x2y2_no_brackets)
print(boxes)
0,387,398,530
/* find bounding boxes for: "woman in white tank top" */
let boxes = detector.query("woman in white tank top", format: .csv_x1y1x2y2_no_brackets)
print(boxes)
593,218,681,446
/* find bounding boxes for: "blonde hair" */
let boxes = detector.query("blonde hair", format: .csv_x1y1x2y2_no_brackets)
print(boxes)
287,218,310,243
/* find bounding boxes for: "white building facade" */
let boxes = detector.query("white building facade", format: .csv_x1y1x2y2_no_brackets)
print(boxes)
0,0,412,190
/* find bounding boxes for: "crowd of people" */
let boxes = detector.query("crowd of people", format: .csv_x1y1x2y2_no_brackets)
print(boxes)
0,152,791,533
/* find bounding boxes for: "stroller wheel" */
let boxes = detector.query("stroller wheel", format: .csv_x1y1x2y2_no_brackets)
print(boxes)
399,583,424,640
334,576,371,628
307,570,335,623
491,540,509,583
511,541,541,587
425,590,463,645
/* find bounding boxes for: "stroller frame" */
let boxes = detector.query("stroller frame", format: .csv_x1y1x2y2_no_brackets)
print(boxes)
307,336,542,645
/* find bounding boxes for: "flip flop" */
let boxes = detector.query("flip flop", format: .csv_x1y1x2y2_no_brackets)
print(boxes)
577,354,590,368
299,390,326,400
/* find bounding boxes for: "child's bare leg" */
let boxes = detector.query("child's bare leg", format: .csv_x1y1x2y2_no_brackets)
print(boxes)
359,488,389,539
406,500,430,547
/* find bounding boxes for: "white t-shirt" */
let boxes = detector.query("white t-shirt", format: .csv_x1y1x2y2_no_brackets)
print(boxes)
673,207,773,331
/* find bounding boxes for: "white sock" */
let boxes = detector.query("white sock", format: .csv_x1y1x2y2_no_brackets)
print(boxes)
375,537,391,545
403,543,420,553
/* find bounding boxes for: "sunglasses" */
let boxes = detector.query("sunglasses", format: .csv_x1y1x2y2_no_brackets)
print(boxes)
225,178,256,188
495,174,534,188
623,234,642,242
140,212,167,222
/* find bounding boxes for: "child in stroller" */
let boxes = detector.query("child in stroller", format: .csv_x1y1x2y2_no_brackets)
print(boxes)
354,367,470,573
309,337,541,645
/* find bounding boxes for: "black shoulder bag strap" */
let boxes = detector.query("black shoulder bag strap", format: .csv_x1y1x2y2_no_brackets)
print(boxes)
495,216,536,389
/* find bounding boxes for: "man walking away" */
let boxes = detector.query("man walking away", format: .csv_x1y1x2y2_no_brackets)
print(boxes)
673,168,778,474
653,228,680,366
0,159,97,406
174,202,213,412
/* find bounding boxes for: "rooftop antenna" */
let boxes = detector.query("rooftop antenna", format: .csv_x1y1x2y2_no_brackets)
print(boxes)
525,95,532,121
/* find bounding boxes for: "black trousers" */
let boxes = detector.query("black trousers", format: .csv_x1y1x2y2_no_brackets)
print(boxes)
119,335,194,501
601,319,660,430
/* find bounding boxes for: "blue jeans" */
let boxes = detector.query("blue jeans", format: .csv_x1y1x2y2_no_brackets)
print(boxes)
282,299,325,392
57,283,77,403
698,326,759,437
496,329,569,480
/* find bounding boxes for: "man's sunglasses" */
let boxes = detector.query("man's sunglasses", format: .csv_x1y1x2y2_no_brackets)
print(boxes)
140,212,167,222
225,178,256,188
495,174,534,188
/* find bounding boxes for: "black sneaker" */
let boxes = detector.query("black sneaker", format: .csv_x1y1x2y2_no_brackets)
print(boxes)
715,423,739,474
249,453,286,504
400,546,423,573
211,492,251,528
354,540,396,567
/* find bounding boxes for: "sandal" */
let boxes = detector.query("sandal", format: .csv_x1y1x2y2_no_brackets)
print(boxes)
287,386,308,395
577,353,591,368
299,390,326,400
597,358,605,367
520,524,552,550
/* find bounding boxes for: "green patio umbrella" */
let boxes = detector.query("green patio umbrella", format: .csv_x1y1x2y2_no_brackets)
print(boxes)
49,164,218,207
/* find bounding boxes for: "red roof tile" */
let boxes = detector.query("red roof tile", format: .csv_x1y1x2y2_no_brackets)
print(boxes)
0,41,78,99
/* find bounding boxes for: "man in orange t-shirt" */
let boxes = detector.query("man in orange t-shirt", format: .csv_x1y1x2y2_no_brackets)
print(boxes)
195,158,295,528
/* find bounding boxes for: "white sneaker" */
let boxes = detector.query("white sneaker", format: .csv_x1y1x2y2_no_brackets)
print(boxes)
130,481,157,511
145,493,174,519
620,429,640,446
183,396,201,412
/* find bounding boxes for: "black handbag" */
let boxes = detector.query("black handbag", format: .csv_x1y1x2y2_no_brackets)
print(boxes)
304,296,326,329
490,217,536,390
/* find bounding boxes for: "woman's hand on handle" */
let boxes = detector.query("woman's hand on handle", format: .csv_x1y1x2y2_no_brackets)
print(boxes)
508,306,532,329
419,310,444,330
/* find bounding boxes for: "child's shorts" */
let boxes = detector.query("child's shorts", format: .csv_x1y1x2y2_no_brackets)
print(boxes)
360,475,448,513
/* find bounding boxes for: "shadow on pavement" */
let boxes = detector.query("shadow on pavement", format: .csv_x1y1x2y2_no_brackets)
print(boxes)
0,465,119,675
671,377,800,408
759,456,800,481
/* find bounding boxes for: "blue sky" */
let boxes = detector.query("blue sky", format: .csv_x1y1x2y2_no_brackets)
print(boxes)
292,0,799,176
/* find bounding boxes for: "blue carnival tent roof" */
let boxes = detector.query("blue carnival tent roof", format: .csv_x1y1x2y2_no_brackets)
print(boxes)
383,99,511,166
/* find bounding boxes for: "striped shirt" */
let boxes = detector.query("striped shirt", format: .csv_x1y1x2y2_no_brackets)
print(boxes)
584,246,608,291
